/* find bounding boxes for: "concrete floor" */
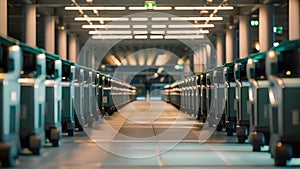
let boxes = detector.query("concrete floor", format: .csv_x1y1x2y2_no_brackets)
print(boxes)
10,101,300,169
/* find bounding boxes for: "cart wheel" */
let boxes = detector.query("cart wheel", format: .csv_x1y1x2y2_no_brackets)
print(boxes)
29,135,41,155
52,140,61,147
87,121,93,127
30,148,41,155
216,125,223,131
275,157,287,166
78,125,84,132
252,145,261,152
94,115,100,121
227,130,233,136
67,129,74,136
238,136,246,143
1,156,16,167
202,118,206,123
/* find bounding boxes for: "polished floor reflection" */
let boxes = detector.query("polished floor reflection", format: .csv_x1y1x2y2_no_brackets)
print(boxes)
12,101,300,169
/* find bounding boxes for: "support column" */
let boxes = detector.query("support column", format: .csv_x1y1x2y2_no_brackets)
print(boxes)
225,29,236,63
44,16,55,54
22,5,36,46
216,33,224,66
0,0,7,36
289,0,300,40
58,29,67,60
68,35,77,62
259,4,274,52
239,15,251,58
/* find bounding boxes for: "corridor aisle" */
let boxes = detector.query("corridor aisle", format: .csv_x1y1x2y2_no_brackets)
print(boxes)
12,101,299,169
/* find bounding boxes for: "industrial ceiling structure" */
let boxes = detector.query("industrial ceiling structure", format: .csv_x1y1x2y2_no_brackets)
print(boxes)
7,0,289,68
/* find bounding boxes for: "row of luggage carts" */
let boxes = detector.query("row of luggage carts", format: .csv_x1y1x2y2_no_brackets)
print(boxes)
0,36,136,167
163,39,300,166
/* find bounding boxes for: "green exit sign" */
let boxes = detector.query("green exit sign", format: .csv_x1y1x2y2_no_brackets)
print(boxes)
144,1,156,9
273,26,283,34
251,20,259,26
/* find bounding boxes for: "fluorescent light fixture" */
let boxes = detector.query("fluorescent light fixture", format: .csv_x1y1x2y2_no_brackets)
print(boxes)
152,25,167,28
174,6,234,10
165,35,205,39
133,30,148,34
65,6,126,10
89,30,132,35
151,30,165,34
150,35,164,39
92,35,133,39
171,17,223,21
166,30,209,34
168,24,214,28
151,17,169,21
131,17,148,21
128,6,171,10
75,17,129,21
134,35,148,39
132,25,147,28
153,6,172,10
128,7,147,10
82,25,131,29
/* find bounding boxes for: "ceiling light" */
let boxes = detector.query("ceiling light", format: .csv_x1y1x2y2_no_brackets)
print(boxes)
167,30,209,34
131,17,148,21
128,7,147,10
152,25,167,28
151,30,165,34
75,17,129,21
171,17,223,21
174,6,234,10
150,35,164,39
128,6,171,10
89,30,132,35
133,30,148,34
132,25,147,28
82,25,131,29
165,35,205,39
64,6,126,10
86,0,93,2
153,7,172,10
92,35,133,39
151,17,169,21
168,24,214,28
134,35,148,39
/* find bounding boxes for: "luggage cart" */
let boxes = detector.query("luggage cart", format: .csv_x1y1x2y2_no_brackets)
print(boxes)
18,43,46,155
213,67,226,131
83,67,94,127
44,53,62,147
192,76,199,117
98,73,104,116
74,64,85,131
102,75,114,116
234,57,250,143
223,62,237,136
198,73,207,123
206,69,215,127
91,70,100,121
266,39,300,166
181,79,187,113
61,59,75,136
246,52,270,151
0,36,22,167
